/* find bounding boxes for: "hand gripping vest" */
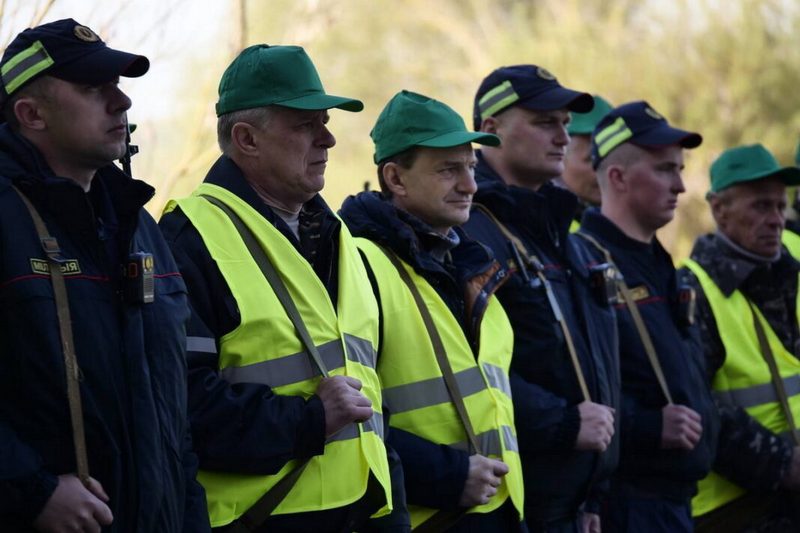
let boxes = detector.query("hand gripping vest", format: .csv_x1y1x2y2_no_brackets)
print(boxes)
356,238,524,527
684,259,800,517
166,184,392,527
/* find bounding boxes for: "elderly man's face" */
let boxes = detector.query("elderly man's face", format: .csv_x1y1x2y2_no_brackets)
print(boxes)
252,106,336,207
712,177,787,257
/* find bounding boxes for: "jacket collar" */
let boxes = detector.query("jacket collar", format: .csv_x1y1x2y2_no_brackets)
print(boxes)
339,190,497,282
689,232,800,297
0,124,153,231
580,208,659,254
472,150,578,249
204,155,336,241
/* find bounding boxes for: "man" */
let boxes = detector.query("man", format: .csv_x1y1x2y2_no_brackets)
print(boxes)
781,142,800,257
0,19,208,532
579,101,718,532
463,65,620,533
558,95,613,232
339,90,525,531
680,144,800,532
159,45,404,532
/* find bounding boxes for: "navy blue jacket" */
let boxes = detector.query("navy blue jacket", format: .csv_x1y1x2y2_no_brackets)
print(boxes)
579,209,718,501
159,157,408,532
461,154,620,525
339,191,523,531
0,125,209,532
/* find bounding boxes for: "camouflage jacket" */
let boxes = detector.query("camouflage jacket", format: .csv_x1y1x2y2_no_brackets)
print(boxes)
679,232,800,491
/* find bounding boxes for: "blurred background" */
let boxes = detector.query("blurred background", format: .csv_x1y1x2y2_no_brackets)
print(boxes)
3,0,799,259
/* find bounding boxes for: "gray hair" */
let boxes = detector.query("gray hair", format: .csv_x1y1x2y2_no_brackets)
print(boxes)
217,106,274,155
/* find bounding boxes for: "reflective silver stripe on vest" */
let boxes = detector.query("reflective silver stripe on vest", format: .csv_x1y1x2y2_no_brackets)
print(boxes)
502,424,519,453
220,339,346,387
343,333,377,369
449,425,518,456
187,336,217,354
482,363,512,399
714,374,800,410
327,411,385,442
382,366,488,414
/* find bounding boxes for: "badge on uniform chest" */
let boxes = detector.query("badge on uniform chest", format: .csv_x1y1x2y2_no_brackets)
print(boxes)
123,252,155,304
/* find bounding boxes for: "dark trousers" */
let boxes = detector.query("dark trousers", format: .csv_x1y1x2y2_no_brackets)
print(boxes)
603,483,692,533
694,491,800,533
444,501,528,532
525,514,582,533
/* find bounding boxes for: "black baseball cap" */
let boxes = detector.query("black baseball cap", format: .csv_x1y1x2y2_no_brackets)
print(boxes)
591,100,702,169
0,18,149,106
473,64,593,130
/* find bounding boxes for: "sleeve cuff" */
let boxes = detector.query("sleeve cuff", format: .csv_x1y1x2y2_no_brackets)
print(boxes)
555,405,581,448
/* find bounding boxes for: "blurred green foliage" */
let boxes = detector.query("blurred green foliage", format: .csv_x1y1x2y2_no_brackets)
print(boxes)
135,0,800,257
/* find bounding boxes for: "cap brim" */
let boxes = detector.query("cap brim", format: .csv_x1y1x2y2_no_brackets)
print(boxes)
742,166,800,188
50,47,149,85
419,130,501,149
634,125,703,150
278,93,364,112
518,87,594,113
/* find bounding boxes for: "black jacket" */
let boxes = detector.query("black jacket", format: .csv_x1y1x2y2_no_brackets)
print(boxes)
679,233,797,492
159,156,408,532
580,209,718,501
0,125,209,532
339,191,523,531
461,154,620,525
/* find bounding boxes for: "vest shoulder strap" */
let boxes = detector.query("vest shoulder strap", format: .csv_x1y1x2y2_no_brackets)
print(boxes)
576,230,674,405
472,203,591,401
12,185,91,485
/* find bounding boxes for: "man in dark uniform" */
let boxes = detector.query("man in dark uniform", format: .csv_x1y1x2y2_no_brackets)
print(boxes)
463,65,620,533
558,94,613,232
579,101,718,532
681,144,800,532
0,19,209,532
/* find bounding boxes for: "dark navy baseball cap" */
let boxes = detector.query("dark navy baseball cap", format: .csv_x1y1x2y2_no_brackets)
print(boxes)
0,18,149,105
591,100,702,169
473,65,593,130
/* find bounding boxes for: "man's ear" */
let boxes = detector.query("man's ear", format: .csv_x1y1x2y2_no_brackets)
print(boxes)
230,122,260,156
708,192,728,229
605,164,627,193
480,116,499,135
13,97,47,131
382,162,408,198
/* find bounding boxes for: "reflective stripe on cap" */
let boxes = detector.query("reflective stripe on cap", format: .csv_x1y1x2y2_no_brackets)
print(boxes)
478,80,519,121
595,116,633,158
1,40,54,96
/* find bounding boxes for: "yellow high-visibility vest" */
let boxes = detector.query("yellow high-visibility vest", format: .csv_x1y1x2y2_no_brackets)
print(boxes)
782,229,800,260
569,219,581,234
166,184,392,527
357,238,524,528
684,258,800,517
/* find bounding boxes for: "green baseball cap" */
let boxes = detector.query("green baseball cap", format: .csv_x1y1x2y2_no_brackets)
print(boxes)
568,95,613,135
371,90,500,164
216,44,363,116
710,143,800,193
